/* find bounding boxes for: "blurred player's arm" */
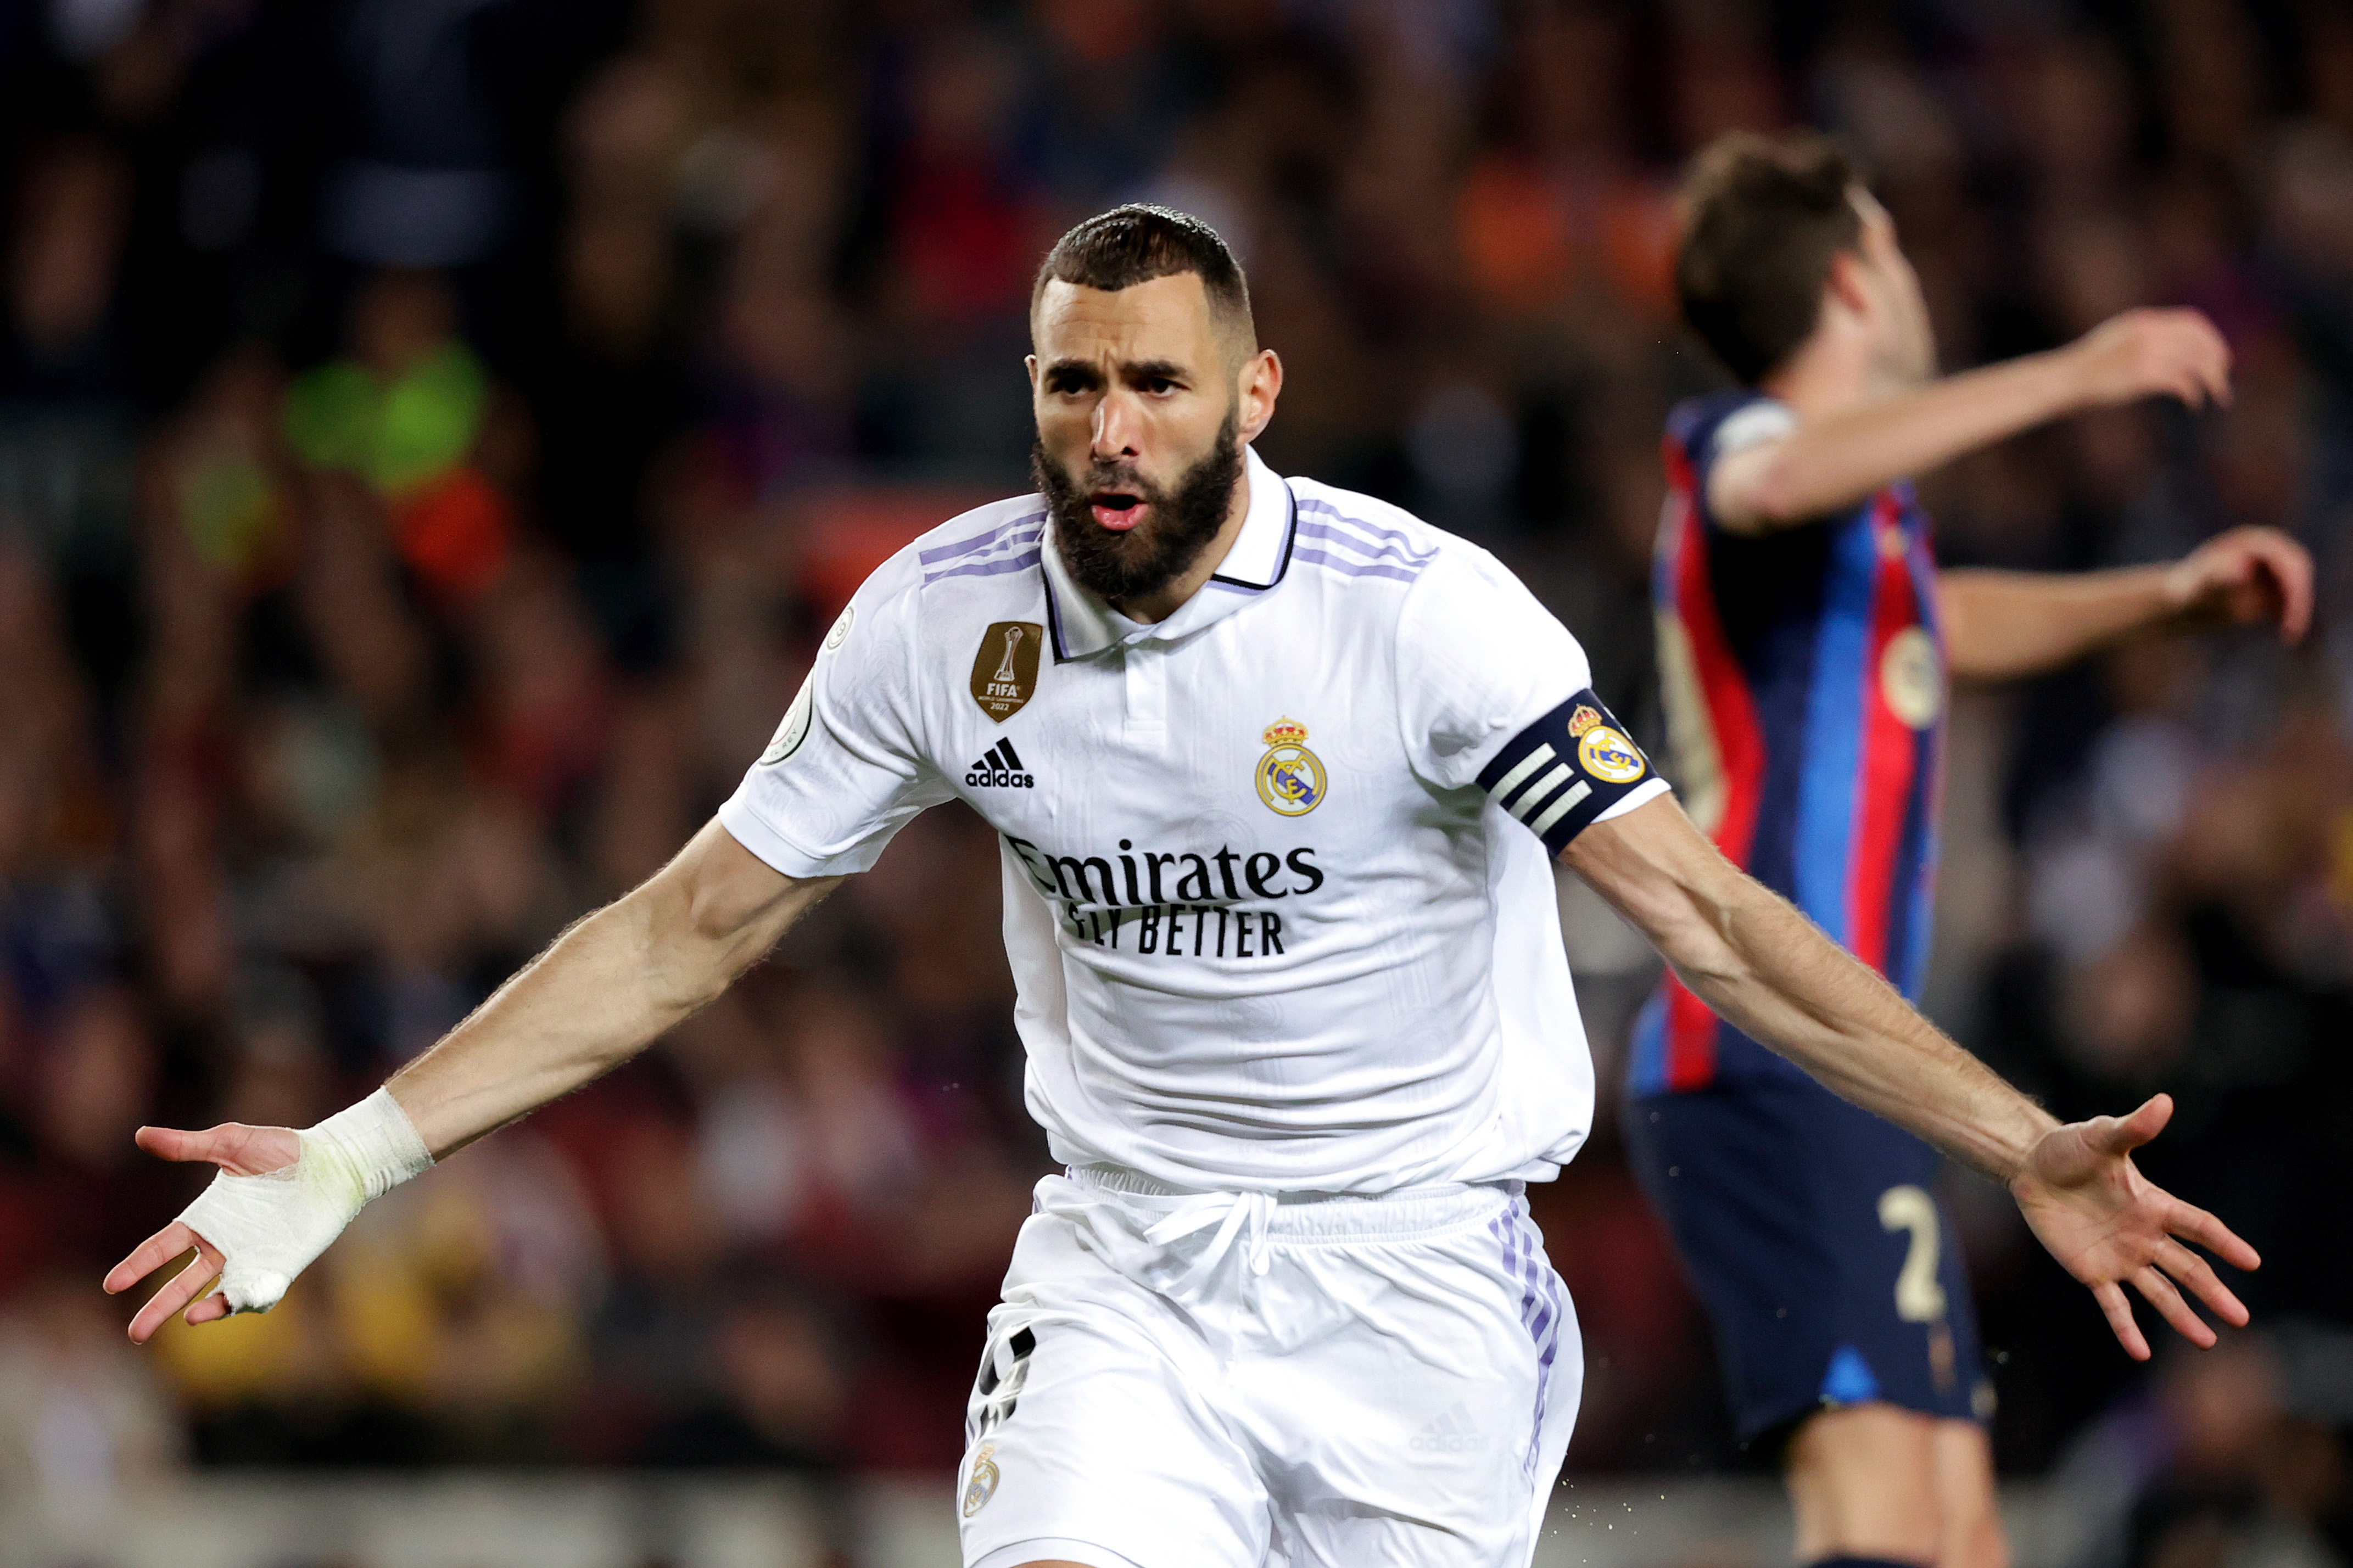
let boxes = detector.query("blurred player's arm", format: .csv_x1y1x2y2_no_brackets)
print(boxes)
1563,793,2260,1360
1937,526,2311,680
105,820,831,1342
1709,309,2231,534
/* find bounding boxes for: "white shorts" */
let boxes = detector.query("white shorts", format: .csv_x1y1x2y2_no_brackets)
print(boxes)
955,1166,1581,1568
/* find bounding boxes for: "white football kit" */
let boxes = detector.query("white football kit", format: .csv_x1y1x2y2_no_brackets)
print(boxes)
721,446,1668,1568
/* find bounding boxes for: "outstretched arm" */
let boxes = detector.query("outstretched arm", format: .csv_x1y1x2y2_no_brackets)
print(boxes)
1711,308,2231,533
1939,526,2312,680
105,820,833,1341
1564,794,2259,1360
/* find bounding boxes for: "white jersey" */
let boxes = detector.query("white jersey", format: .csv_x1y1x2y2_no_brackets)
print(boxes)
719,446,1668,1194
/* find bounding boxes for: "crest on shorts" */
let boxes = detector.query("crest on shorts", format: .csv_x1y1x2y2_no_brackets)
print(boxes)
962,1441,1001,1517
970,622,1043,722
1256,718,1326,816
1576,725,1647,785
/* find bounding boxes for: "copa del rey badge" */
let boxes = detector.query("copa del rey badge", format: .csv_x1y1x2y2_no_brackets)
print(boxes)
970,622,1043,722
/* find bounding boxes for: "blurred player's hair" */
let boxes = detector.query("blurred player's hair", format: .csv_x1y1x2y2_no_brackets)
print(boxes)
1033,204,1256,352
1675,131,1864,384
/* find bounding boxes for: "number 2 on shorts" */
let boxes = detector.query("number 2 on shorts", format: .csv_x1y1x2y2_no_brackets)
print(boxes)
1877,1184,1949,1323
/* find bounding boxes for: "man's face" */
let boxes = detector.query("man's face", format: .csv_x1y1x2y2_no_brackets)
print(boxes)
1028,273,1249,604
1851,193,1938,386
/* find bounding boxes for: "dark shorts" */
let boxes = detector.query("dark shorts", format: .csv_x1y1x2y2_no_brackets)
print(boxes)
1625,1073,1990,1442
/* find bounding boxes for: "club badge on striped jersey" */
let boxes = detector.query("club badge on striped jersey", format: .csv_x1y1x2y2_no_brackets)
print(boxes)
1879,625,1943,730
969,621,1042,721
1256,718,1327,816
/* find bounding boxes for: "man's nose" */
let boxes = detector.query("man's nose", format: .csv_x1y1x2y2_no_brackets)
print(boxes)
1092,391,1141,460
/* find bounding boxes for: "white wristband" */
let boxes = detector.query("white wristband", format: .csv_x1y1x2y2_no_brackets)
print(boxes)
177,1088,435,1315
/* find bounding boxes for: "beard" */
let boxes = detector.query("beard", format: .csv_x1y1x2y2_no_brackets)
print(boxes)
1033,408,1243,607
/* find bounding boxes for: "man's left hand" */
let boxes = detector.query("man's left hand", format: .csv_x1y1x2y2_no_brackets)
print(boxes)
2010,1094,2261,1361
2165,526,2314,643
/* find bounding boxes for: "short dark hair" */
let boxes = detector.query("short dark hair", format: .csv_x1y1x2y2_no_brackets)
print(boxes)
1031,204,1256,350
1674,132,1864,384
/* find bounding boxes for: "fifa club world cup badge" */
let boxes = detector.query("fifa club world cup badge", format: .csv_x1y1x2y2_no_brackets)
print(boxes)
1256,718,1326,816
970,621,1043,721
962,1441,1001,1516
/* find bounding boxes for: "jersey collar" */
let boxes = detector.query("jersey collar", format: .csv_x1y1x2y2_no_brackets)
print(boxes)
1041,444,1298,662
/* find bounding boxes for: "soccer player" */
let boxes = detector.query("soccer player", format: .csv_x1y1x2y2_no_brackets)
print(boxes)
109,206,2260,1568
1635,133,2312,1568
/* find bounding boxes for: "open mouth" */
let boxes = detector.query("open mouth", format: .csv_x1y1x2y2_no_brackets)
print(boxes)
1089,491,1147,531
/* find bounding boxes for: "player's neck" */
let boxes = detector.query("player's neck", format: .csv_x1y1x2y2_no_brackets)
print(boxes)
1760,329,1877,421
1110,464,1255,625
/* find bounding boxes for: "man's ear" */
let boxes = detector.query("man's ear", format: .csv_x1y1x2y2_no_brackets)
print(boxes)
1824,250,1870,320
1025,354,1040,393
1236,348,1282,445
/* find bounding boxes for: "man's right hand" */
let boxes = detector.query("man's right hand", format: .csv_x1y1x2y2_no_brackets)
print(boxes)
104,1123,301,1342
2066,307,2234,412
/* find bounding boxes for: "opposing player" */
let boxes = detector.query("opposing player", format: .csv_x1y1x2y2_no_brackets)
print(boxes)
109,207,2260,1568
1636,133,2311,1568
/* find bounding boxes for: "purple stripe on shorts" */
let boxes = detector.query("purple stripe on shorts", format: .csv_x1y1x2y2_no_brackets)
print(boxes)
1295,547,1421,584
918,512,1047,566
1507,1207,1564,1479
925,548,1041,584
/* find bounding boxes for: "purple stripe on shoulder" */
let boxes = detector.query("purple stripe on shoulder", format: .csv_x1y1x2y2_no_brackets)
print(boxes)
918,511,1047,566
1294,516,1438,567
925,548,1041,584
1294,519,1431,570
1295,499,1438,558
1295,547,1421,584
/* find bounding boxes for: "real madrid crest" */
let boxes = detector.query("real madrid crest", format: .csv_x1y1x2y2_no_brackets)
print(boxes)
1256,718,1327,816
962,1441,1001,1517
1576,721,1647,785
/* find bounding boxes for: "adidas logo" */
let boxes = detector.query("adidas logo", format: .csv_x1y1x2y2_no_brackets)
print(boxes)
1408,1403,1480,1454
965,739,1035,789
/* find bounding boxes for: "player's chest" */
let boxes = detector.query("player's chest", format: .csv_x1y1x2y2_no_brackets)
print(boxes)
928,619,1405,847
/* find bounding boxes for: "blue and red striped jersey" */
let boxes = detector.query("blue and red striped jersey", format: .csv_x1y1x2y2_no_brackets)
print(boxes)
1630,390,1947,1096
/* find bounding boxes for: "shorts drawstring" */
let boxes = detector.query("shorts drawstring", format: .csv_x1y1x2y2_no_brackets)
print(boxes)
1142,1189,1277,1293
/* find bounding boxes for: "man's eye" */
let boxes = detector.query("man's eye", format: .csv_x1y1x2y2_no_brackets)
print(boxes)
1144,378,1175,395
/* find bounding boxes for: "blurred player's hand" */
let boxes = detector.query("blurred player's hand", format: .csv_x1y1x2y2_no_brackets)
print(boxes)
2010,1094,2260,1361
2066,307,2233,411
2164,525,2315,643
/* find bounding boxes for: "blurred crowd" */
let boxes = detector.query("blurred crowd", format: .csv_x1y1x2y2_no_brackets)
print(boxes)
4,0,2353,1563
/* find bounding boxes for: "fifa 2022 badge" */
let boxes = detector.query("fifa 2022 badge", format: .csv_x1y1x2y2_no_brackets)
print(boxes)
1577,722,1647,785
1256,718,1326,816
962,1441,1001,1517
970,621,1043,722
1879,625,1943,730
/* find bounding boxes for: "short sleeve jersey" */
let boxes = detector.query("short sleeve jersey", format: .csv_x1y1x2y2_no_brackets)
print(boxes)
722,446,1668,1194
1634,391,1946,1098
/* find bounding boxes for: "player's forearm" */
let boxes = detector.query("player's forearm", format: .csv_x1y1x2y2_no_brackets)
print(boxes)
1937,565,2180,680
1665,875,2058,1180
1722,351,2085,530
1574,805,2056,1179
387,829,835,1155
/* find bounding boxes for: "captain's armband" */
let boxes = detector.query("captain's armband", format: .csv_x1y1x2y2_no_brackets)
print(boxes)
1476,691,1658,854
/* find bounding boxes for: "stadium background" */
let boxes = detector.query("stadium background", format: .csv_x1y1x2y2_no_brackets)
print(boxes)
3,0,2352,1563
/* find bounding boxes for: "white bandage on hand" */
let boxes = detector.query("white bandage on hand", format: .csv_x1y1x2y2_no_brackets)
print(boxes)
176,1088,435,1314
